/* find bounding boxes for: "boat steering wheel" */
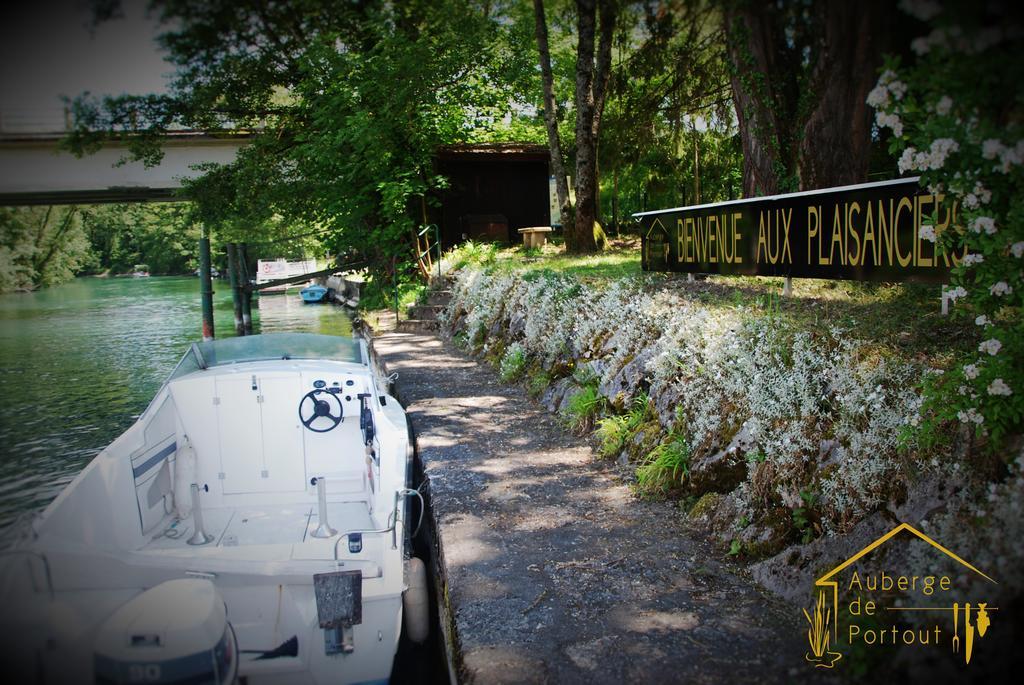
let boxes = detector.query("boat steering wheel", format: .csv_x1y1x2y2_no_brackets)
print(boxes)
298,389,344,432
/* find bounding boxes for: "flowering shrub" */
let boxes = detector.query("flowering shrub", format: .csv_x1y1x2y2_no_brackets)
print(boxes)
445,264,930,534
871,1,1023,446
499,342,527,382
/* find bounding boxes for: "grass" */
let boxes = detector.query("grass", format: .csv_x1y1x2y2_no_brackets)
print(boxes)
443,239,975,365
595,394,651,458
635,433,691,495
561,383,607,433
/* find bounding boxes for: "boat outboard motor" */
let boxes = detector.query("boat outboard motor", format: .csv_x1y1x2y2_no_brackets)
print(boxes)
93,579,237,684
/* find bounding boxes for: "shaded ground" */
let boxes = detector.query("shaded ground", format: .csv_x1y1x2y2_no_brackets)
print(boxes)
375,330,840,684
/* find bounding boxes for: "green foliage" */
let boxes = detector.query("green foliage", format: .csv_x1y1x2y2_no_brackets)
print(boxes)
0,206,91,292
598,2,739,228
68,0,543,284
81,203,198,276
635,433,690,494
446,241,499,271
595,394,650,458
872,5,1024,448
562,382,607,433
525,367,551,398
791,488,819,544
499,343,528,383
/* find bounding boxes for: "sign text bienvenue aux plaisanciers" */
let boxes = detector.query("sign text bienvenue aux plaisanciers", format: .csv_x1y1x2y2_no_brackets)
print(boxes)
635,178,964,284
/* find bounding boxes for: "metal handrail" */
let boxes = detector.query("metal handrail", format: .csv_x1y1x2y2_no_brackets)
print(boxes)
416,224,442,280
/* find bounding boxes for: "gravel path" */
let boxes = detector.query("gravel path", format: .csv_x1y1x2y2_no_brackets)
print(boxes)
375,331,834,684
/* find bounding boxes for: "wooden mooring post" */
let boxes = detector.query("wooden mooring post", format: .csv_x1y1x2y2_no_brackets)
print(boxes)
226,242,245,336
239,243,254,334
198,233,215,341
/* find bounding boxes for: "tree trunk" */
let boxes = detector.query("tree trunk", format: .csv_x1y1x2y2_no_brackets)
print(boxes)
798,0,888,189
570,0,616,254
533,0,573,236
724,3,797,197
725,1,889,196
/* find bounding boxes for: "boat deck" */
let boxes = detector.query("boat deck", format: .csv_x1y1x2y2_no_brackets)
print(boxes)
145,501,375,551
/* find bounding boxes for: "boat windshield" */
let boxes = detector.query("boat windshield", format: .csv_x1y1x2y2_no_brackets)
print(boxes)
168,333,362,380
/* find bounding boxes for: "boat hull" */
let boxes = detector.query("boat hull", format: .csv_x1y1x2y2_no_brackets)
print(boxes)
300,286,329,303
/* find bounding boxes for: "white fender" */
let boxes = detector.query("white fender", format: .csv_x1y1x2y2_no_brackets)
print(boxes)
403,557,430,644
173,436,197,519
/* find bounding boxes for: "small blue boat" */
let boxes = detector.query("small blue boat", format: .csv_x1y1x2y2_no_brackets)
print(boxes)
299,284,328,303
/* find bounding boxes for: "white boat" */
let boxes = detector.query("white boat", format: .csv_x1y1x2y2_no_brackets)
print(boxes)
0,333,429,684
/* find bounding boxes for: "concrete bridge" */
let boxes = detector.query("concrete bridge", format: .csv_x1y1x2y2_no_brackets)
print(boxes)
0,127,247,206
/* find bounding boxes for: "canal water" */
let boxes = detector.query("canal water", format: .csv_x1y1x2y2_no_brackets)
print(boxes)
0,276,352,536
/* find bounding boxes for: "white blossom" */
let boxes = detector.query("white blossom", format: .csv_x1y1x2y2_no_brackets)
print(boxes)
957,408,985,424
975,315,990,327
982,139,1005,160
970,216,996,234
867,85,890,108
935,95,953,115
989,281,1013,297
962,253,984,266
987,378,1013,396
898,147,917,174
946,286,967,302
875,111,903,137
973,182,992,204
1011,241,1024,258
918,224,937,242
964,364,980,380
979,338,1003,356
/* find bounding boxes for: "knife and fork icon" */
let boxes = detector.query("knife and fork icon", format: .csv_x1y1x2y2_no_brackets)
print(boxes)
951,602,991,664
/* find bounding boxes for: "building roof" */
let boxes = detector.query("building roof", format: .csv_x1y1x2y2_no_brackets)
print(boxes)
435,142,549,162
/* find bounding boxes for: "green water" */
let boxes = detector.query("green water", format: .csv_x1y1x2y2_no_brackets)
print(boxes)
0,276,352,535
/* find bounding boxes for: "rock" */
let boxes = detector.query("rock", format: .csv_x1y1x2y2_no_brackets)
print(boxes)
736,507,791,558
509,311,526,338
688,425,753,494
599,347,654,407
690,490,744,542
817,439,844,470
889,471,963,525
749,511,893,604
542,377,576,414
577,358,608,383
652,382,685,429
487,316,505,339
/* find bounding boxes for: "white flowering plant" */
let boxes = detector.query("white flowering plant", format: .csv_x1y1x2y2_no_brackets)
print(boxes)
873,2,1023,447
445,260,929,536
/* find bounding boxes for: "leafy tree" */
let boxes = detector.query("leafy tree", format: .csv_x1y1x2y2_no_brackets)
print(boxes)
533,0,617,253
67,0,541,287
81,203,198,275
599,0,738,225
0,206,91,291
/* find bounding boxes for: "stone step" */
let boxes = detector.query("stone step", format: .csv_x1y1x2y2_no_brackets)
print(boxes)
406,304,444,321
427,290,452,306
397,318,438,333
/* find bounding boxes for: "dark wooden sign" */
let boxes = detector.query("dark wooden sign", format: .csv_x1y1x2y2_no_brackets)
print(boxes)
635,178,964,284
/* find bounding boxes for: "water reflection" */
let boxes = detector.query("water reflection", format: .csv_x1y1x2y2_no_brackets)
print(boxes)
0,277,352,534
